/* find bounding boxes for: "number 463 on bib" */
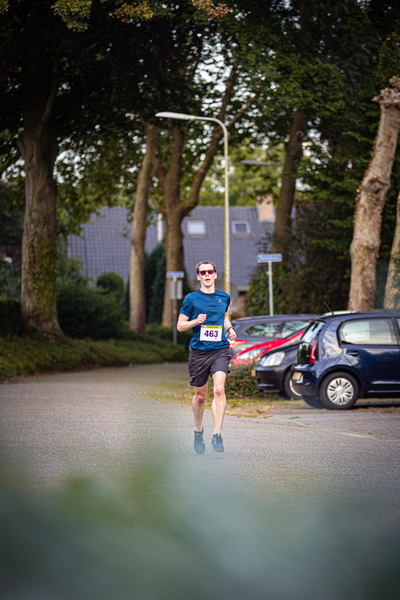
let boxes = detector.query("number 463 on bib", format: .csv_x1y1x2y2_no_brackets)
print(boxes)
200,325,222,341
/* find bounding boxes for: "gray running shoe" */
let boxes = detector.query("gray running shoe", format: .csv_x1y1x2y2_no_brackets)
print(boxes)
194,427,205,454
211,433,224,452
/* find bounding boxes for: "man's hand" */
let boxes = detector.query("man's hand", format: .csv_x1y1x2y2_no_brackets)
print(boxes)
196,313,207,325
228,328,236,341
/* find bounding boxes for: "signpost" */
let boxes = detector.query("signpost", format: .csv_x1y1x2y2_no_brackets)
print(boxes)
167,271,184,344
257,254,282,316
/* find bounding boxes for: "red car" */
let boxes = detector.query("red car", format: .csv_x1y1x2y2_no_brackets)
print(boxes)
230,329,305,366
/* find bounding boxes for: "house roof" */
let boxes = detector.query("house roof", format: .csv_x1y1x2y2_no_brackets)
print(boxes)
67,205,274,291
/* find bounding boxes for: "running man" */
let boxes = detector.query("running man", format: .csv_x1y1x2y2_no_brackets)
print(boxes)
177,260,236,454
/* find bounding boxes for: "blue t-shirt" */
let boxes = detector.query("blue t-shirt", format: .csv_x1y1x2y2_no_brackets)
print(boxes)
180,289,231,351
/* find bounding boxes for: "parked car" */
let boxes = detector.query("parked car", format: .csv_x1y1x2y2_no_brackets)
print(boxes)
230,314,316,356
251,342,301,398
230,329,305,365
291,310,400,410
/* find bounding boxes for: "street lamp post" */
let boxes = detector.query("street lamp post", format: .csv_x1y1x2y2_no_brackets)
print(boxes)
156,111,230,296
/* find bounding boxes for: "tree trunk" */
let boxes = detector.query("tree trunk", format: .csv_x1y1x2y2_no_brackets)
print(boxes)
348,78,400,310
159,126,185,329
17,68,61,334
384,189,400,308
129,124,159,332
272,111,307,264
153,64,259,327
161,208,185,328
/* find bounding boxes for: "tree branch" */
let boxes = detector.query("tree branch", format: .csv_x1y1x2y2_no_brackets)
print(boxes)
181,84,261,212
88,137,138,186
227,89,262,130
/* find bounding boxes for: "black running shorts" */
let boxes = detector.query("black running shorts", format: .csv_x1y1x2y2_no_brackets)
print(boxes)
188,347,231,388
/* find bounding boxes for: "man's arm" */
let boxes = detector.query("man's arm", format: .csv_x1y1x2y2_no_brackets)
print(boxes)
224,313,236,340
177,312,207,332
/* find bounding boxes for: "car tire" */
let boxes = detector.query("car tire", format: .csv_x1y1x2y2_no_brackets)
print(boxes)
301,395,324,409
282,369,303,399
320,371,359,410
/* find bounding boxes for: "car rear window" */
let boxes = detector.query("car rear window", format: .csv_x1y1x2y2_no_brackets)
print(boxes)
340,319,397,345
244,323,280,337
301,320,325,344
281,320,309,338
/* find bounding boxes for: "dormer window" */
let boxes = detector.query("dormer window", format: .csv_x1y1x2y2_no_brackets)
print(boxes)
232,220,251,235
187,220,206,235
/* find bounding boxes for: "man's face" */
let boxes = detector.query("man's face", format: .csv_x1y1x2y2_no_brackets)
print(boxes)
197,263,217,288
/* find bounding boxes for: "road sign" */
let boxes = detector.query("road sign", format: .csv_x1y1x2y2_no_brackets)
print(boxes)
167,271,184,278
257,253,282,263
169,279,183,300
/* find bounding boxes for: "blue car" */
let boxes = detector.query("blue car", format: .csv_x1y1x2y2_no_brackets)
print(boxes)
291,311,400,410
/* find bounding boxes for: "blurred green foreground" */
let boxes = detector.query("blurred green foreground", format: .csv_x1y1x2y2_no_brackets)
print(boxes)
1,450,399,600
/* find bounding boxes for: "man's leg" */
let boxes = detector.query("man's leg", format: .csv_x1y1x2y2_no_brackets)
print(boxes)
193,382,208,432
211,371,227,434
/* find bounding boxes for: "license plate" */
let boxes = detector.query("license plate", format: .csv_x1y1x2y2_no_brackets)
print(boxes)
251,369,256,377
292,372,302,381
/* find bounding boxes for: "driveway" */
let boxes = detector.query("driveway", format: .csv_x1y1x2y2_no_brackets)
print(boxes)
1,362,399,506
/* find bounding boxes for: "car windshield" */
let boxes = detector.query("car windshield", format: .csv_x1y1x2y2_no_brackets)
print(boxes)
301,320,325,344
281,320,308,338
244,322,280,337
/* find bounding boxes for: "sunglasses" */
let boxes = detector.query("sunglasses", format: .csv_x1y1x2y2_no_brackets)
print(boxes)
198,269,215,276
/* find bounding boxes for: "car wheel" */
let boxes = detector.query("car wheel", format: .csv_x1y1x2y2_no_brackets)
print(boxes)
320,371,359,410
282,369,303,399
301,395,324,409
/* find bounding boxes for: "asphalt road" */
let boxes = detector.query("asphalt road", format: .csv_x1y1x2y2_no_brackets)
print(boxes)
1,363,400,600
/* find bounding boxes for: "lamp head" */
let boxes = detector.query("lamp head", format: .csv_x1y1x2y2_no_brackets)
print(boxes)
156,112,194,120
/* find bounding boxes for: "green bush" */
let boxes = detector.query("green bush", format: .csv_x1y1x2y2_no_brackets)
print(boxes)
145,244,192,324
96,272,125,301
0,333,186,382
0,299,20,336
145,323,192,350
0,260,21,300
57,257,126,339
57,286,126,339
226,362,262,398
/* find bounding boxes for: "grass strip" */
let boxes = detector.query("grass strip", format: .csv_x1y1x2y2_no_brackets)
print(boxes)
0,333,187,382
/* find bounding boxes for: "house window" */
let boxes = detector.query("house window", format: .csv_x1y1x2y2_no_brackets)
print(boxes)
232,220,251,235
186,220,206,235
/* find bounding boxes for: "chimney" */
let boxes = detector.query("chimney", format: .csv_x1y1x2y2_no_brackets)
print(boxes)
157,213,163,242
256,194,274,221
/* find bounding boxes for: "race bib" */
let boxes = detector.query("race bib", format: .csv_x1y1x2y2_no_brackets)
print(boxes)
200,325,222,342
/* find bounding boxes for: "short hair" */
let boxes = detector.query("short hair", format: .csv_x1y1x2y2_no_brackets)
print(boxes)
196,260,217,274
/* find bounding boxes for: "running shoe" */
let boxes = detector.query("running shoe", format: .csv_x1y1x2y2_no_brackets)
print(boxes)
211,433,224,452
194,427,205,454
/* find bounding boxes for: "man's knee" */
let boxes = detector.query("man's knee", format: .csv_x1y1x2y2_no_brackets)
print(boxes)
194,388,207,403
214,384,225,399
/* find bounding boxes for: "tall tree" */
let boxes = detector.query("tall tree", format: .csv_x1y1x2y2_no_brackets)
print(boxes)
0,0,226,333
68,1,271,330
272,111,307,261
349,78,400,310
384,190,400,309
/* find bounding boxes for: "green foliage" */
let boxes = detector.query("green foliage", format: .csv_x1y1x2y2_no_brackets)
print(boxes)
96,271,125,301
145,322,192,350
246,198,352,315
57,259,126,339
145,243,166,324
0,184,23,300
145,244,192,324
226,362,262,398
0,332,186,382
199,142,284,207
0,298,20,336
0,260,20,301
